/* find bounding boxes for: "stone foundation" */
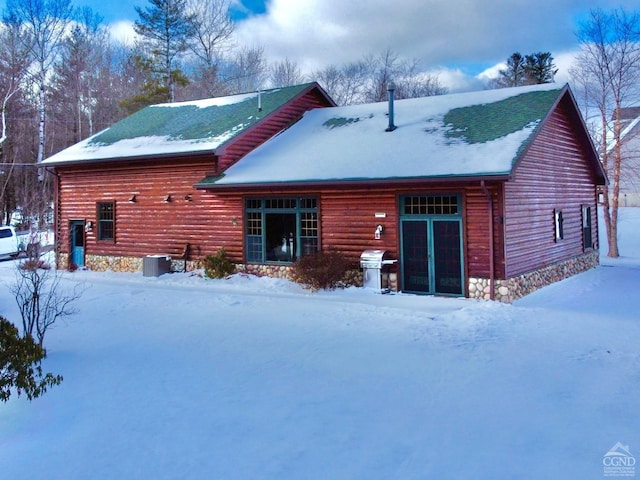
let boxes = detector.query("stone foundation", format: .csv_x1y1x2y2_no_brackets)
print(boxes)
469,250,599,303
236,264,366,289
59,253,202,273
59,250,596,302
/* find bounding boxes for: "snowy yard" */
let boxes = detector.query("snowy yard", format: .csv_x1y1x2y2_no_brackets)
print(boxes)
1,209,640,479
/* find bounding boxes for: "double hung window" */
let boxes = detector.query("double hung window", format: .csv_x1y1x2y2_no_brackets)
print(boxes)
97,202,115,241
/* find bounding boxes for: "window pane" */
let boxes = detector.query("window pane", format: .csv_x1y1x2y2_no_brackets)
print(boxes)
300,212,317,237
246,236,263,262
582,206,592,250
265,213,296,262
97,202,114,241
300,198,317,209
403,195,458,215
246,199,261,210
300,238,318,256
246,212,262,236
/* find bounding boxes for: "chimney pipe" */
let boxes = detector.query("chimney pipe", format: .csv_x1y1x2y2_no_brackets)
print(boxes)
386,81,397,132
257,90,262,112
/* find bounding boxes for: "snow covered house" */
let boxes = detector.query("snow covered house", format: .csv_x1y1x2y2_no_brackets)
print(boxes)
611,107,640,207
44,82,605,302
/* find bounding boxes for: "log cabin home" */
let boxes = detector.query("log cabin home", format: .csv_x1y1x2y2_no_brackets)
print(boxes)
44,82,606,302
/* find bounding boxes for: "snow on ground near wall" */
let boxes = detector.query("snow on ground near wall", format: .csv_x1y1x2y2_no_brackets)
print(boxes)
0,209,639,479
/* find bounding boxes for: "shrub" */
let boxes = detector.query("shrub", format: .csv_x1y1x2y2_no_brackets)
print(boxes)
20,259,51,271
13,259,82,347
293,249,354,290
0,316,63,402
204,248,236,279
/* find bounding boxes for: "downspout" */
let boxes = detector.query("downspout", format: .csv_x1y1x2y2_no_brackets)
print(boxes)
481,180,495,300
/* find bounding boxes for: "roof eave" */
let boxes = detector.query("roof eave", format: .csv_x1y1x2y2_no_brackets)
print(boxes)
43,149,217,168
194,173,511,192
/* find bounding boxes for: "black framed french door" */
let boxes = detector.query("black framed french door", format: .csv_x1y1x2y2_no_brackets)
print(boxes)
400,195,464,296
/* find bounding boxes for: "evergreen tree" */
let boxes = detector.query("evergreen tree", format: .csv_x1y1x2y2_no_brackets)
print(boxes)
524,52,558,84
494,52,557,88
0,316,62,402
134,0,196,102
496,52,527,87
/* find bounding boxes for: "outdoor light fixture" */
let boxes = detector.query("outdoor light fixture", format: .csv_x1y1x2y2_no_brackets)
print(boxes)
164,194,172,203
184,194,192,201
129,194,137,203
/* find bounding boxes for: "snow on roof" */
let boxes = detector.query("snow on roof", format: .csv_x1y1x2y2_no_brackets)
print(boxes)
43,83,317,165
204,83,564,187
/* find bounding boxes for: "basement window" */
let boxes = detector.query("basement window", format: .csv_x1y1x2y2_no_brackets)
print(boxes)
97,202,115,241
245,198,318,263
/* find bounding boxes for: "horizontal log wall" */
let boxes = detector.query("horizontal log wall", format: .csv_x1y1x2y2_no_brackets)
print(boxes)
57,164,507,286
57,158,245,262
504,96,599,278
238,183,505,281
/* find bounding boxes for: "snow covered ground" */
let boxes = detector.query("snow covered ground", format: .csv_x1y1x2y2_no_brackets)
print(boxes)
1,209,639,479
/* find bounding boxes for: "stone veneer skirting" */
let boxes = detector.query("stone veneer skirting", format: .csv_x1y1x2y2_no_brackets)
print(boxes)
468,250,599,303
59,250,598,302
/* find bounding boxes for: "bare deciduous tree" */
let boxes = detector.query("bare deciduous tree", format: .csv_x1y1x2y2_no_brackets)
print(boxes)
571,7,640,257
269,57,305,87
220,45,267,93
313,49,446,106
4,0,73,165
11,253,83,347
186,0,233,97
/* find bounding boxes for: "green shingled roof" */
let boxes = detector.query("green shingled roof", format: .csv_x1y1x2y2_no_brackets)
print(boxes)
198,84,575,187
443,89,560,145
89,83,317,146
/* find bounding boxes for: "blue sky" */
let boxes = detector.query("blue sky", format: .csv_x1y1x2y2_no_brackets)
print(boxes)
1,0,637,92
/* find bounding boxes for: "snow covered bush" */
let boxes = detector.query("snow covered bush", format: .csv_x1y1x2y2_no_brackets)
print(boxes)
204,248,236,279
293,249,355,290
0,316,62,402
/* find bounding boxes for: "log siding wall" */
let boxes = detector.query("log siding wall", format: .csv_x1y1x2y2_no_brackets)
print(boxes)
503,97,599,278
57,159,245,263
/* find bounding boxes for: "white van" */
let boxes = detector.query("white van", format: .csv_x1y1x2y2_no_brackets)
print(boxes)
0,226,20,259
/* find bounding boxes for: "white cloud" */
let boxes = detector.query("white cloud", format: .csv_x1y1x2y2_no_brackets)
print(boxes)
108,20,137,46
232,0,630,92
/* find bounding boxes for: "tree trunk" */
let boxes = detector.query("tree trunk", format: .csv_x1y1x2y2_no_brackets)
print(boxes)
608,103,624,258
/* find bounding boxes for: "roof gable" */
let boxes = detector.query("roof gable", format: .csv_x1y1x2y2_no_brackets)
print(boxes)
199,83,573,188
43,83,329,165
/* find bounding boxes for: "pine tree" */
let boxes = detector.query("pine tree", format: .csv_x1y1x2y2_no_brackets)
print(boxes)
496,52,527,87
494,52,557,88
134,0,196,102
524,52,558,84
